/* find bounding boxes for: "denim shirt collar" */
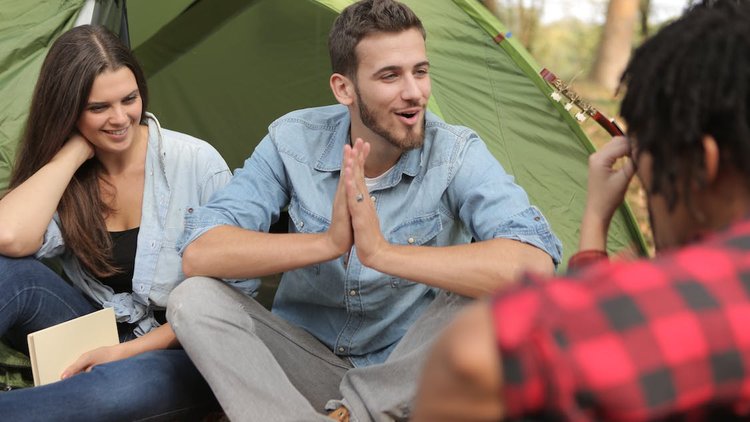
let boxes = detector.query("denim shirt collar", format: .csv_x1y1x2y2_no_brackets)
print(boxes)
313,109,423,188
146,112,169,191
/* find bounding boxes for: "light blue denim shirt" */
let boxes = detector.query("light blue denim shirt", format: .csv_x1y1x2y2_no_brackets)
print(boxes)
35,113,258,337
180,104,562,366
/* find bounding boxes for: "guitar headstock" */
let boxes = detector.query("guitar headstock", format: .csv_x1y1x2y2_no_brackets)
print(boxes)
540,68,624,137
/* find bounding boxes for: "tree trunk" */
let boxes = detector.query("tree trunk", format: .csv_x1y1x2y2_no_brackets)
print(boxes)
480,0,543,51
517,0,543,51
639,0,651,37
481,0,500,16
589,0,639,92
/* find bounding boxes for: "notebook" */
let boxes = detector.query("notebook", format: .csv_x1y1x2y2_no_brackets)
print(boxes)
27,307,119,386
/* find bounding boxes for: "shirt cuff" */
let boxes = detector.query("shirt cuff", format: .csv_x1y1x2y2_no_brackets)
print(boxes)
567,249,609,272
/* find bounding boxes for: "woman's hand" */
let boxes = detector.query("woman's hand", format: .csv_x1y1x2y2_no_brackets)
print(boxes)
60,343,128,380
59,323,180,380
58,132,95,164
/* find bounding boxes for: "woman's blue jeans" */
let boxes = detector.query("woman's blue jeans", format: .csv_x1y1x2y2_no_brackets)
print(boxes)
0,256,217,421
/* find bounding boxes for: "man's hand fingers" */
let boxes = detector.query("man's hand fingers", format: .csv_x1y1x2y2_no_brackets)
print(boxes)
595,136,632,166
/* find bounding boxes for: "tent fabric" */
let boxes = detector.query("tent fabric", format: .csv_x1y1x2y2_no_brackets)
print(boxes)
0,0,85,192
445,0,648,257
0,0,647,267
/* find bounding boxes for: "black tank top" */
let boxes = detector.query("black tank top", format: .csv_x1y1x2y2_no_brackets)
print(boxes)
100,227,139,294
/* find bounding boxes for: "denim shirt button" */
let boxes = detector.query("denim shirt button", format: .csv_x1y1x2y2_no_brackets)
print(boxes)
299,221,305,229
187,207,193,213
407,237,415,244
338,347,345,353
349,289,357,296
370,195,376,202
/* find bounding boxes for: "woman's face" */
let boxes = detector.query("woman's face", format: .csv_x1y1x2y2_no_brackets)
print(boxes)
76,67,143,155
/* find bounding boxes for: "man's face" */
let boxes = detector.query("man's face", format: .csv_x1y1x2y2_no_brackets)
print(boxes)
350,28,431,151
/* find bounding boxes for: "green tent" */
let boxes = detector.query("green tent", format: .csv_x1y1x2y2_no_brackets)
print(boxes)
0,0,647,268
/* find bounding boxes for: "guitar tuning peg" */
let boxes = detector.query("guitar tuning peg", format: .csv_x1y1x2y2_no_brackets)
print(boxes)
575,112,587,122
564,102,574,111
550,92,562,102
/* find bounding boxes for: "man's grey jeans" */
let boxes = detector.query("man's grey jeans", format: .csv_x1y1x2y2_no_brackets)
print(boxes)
168,277,470,421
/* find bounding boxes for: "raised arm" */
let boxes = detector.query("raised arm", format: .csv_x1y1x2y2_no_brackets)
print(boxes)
0,135,93,257
343,139,556,298
579,136,636,252
181,140,354,279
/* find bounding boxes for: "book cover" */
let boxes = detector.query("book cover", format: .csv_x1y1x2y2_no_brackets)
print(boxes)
27,307,118,386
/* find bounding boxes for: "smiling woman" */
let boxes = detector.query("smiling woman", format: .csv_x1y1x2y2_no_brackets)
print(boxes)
77,67,150,233
77,68,145,156
0,25,241,420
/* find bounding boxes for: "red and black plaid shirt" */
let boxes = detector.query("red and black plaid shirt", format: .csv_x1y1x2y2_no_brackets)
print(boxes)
492,218,750,421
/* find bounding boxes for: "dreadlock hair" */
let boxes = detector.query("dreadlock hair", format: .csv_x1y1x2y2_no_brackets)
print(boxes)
10,25,149,277
328,0,425,79
619,0,750,210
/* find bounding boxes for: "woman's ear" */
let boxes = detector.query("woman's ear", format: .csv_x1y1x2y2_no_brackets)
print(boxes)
330,73,355,106
702,135,720,184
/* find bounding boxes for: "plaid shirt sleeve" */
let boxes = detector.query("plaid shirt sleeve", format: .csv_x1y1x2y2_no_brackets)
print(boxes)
492,219,750,421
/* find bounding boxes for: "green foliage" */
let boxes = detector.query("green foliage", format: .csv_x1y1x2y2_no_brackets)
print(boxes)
490,2,544,50
532,18,603,81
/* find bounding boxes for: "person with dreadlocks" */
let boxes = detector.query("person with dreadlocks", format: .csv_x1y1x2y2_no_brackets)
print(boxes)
413,0,750,420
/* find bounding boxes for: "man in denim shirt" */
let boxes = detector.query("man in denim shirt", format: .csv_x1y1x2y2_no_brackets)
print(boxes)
168,0,562,420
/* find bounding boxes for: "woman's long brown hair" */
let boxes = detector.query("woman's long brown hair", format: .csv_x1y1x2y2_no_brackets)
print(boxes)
9,25,149,277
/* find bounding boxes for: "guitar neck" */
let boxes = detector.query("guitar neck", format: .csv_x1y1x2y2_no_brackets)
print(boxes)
540,68,624,137
591,112,624,137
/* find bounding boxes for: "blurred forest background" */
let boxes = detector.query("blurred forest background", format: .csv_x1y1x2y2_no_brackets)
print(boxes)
480,0,692,253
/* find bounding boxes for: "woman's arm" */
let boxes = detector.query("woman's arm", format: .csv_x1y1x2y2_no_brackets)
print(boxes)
60,322,178,380
0,135,93,256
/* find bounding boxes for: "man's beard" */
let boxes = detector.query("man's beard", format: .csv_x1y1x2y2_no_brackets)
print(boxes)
356,88,425,151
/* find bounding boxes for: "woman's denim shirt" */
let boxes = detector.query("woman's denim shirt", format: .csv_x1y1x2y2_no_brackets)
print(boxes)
35,113,253,336
180,104,562,366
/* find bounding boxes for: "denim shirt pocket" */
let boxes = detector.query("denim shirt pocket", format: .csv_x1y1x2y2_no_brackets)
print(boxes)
288,195,331,276
388,211,443,246
386,211,443,288
288,196,330,234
